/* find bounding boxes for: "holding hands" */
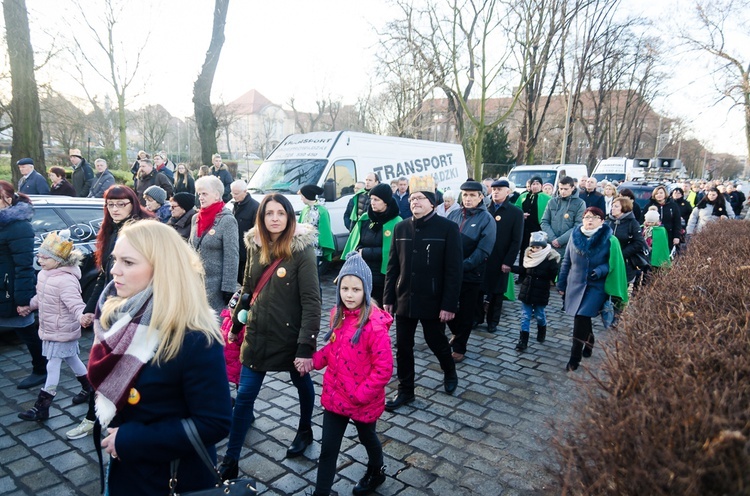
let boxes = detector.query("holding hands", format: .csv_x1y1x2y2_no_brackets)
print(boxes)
16,306,31,317
80,313,94,327
294,358,314,375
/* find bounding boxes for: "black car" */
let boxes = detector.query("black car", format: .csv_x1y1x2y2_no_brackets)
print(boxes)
28,195,104,302
617,181,665,210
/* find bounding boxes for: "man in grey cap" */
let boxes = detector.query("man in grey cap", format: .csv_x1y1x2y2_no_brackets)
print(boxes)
16,158,50,195
446,181,496,361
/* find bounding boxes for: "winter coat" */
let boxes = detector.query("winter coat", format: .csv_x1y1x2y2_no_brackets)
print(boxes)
343,200,402,277
134,170,173,206
71,160,94,197
686,202,729,235
106,331,232,496
345,189,370,230
673,198,692,227
18,170,50,195
647,198,682,243
728,191,745,217
512,250,560,306
189,208,239,317
384,211,463,318
0,201,35,318
220,308,244,385
168,208,196,240
447,204,496,284
233,194,259,267
29,265,85,342
557,225,613,318
394,190,412,219
483,200,524,294
174,173,195,195
235,224,321,370
88,170,115,198
50,179,77,197
580,189,606,212
607,211,646,282
313,306,393,424
540,190,586,255
153,203,171,223
210,164,233,203
85,220,125,314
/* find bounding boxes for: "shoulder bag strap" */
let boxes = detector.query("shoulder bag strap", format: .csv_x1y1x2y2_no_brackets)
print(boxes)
169,418,222,494
250,258,283,306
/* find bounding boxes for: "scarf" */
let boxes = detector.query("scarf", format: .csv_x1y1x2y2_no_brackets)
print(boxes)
88,282,158,428
196,200,224,237
366,199,400,232
523,244,552,268
580,224,603,237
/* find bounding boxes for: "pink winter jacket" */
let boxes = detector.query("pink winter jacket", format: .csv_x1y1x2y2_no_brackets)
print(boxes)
312,306,394,424
220,308,245,385
29,266,85,342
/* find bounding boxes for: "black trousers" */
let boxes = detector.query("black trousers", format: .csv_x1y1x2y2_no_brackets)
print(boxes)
395,316,455,394
447,282,481,354
569,315,593,366
14,319,47,375
315,410,382,494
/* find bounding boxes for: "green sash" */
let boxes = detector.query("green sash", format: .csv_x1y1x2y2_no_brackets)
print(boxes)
649,226,671,268
299,204,335,261
504,275,515,301
341,212,402,274
605,236,629,303
514,192,551,223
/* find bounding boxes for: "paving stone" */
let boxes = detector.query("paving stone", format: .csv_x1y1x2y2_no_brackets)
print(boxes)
5,456,45,477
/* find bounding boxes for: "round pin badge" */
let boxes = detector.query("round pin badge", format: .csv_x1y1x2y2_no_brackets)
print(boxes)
384,230,392,237
495,215,501,221
209,229,216,235
277,267,287,278
564,213,570,219
127,388,140,405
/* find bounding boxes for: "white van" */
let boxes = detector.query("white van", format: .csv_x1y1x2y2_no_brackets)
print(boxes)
592,157,632,183
247,131,467,251
507,163,588,193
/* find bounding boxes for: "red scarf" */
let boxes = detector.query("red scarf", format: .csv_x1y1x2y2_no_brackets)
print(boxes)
196,201,225,237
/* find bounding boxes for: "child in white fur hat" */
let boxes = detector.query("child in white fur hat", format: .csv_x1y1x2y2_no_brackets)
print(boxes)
16,230,91,422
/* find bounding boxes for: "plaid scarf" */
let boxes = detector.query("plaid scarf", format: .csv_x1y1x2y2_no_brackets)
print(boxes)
88,281,159,428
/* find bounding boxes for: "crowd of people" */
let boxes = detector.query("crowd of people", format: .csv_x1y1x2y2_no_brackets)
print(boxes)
2,152,747,494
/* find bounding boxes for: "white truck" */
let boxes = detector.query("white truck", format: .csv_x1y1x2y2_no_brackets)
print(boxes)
247,131,467,251
507,163,589,193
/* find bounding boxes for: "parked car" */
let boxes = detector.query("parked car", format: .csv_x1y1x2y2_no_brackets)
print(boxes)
27,195,104,302
617,181,668,209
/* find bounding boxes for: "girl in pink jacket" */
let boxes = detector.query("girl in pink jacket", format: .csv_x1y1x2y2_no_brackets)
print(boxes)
17,230,90,422
303,253,393,496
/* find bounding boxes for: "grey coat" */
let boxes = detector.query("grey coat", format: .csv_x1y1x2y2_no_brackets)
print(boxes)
189,208,239,317
557,225,612,318
88,170,116,198
541,190,586,256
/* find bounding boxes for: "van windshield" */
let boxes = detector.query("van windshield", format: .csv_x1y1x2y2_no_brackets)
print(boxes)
247,159,328,194
508,170,557,188
593,173,625,183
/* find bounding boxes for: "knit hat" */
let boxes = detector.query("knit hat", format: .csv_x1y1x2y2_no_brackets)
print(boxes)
644,205,661,224
144,185,167,205
326,252,373,344
460,180,483,192
38,230,80,265
529,176,543,186
172,192,195,211
17,158,34,166
299,184,324,201
529,231,548,248
369,183,393,203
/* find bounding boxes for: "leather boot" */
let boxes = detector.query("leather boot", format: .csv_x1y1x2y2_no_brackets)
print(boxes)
514,332,529,351
286,426,313,458
71,375,93,405
217,455,239,481
582,333,595,358
352,465,386,495
18,389,54,421
536,324,547,343
385,392,415,412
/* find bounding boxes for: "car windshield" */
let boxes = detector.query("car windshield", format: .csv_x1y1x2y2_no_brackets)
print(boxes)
508,170,557,189
247,159,328,194
593,173,625,183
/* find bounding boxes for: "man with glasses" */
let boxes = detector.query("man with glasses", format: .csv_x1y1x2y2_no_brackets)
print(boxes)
541,176,586,256
383,176,463,412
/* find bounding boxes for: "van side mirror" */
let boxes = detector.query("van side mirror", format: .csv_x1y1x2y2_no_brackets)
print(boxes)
323,180,337,202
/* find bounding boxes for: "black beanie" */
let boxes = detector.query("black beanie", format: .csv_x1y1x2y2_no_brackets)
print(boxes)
172,192,195,211
419,191,437,206
299,184,324,201
369,183,393,203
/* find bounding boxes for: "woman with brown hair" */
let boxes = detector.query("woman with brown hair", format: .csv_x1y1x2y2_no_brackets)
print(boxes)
647,185,683,248
48,167,77,196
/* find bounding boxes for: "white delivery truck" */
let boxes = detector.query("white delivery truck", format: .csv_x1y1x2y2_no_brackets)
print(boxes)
247,131,467,251
507,163,588,194
592,157,632,183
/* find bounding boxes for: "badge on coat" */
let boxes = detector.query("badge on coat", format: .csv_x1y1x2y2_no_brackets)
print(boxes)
277,267,287,278
209,229,216,235
495,215,501,221
564,213,570,219
384,230,392,237
127,388,140,405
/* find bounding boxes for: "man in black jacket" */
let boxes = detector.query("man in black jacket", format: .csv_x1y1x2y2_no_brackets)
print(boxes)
210,154,234,203
69,148,94,197
579,177,606,212
134,159,173,206
384,180,463,412
230,180,259,283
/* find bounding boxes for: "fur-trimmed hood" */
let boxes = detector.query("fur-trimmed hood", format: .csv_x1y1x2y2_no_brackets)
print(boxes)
56,249,85,268
571,223,612,257
244,222,318,256
0,201,33,226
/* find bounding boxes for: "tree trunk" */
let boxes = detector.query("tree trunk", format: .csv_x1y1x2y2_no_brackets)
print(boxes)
117,94,128,169
193,0,229,166
4,0,45,184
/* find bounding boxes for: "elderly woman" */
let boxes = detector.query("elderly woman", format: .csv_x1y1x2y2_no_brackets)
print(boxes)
436,190,460,217
48,167,77,196
167,192,197,240
189,176,239,319
606,196,647,285
558,207,627,372
143,185,171,223
92,221,231,495
686,186,730,236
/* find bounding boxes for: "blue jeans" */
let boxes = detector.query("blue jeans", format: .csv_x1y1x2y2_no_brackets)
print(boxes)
520,302,547,333
225,365,315,459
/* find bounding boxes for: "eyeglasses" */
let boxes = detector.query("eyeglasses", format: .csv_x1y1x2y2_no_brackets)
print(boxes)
582,215,601,220
106,201,131,209
169,204,180,209
409,195,428,202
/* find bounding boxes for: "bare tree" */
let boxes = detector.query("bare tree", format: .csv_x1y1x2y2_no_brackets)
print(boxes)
682,0,750,160
213,100,242,157
138,104,172,153
40,89,86,153
289,97,327,133
193,0,230,165
4,0,45,179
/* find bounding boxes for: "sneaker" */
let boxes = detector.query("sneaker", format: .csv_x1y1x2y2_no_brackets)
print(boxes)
66,419,95,440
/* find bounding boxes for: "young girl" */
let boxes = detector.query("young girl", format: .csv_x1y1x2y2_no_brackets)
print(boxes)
300,253,393,496
17,230,90,421
642,206,671,269
511,231,560,351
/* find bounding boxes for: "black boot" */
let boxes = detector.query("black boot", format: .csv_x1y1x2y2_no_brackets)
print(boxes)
582,333,595,358
18,389,54,421
218,456,239,481
71,375,93,405
353,465,386,495
286,426,313,458
384,392,415,412
515,332,529,351
536,325,547,343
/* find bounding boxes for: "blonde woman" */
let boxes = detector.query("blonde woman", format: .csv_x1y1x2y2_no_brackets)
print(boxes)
90,221,231,495
174,163,195,195
602,182,618,216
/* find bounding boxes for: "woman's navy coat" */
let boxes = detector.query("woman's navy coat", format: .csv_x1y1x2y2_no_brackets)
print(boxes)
557,225,612,318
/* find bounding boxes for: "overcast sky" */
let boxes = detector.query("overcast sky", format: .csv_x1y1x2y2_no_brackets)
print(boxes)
6,0,747,157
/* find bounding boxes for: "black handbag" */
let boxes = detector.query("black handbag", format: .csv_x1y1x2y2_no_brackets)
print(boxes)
169,419,258,496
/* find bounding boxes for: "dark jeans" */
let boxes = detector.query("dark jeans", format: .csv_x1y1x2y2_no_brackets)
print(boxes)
447,282,481,354
395,315,455,394
14,320,47,374
315,410,382,494
485,293,504,327
226,366,314,459
569,315,593,366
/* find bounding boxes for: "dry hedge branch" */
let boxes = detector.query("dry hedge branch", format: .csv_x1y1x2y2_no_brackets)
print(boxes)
553,220,750,496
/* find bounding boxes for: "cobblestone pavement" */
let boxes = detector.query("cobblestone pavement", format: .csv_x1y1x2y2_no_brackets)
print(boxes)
0,267,608,495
